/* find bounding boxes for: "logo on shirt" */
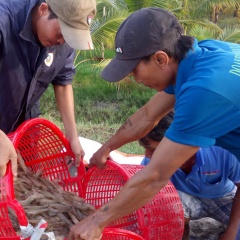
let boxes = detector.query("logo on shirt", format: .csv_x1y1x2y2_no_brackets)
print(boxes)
202,170,220,175
44,53,54,67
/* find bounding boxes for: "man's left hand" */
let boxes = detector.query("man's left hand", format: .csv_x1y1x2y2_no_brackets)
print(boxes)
69,136,85,167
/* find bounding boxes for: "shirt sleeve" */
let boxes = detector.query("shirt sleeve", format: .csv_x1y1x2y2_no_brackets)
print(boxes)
51,49,76,85
164,85,175,94
165,86,240,147
228,153,240,183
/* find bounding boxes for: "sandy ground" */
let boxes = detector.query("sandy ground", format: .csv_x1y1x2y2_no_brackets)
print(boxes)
189,217,225,240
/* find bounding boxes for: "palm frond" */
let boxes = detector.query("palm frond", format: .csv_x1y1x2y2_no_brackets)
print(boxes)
190,0,238,16
124,0,181,12
92,16,129,49
218,27,240,42
188,25,218,40
180,19,223,36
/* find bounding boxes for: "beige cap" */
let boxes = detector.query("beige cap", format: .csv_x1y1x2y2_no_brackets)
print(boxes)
46,0,96,50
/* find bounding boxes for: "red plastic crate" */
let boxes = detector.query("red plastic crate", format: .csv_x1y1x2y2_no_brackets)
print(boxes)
0,163,27,240
102,228,144,239
1,118,86,239
8,118,86,196
0,118,184,239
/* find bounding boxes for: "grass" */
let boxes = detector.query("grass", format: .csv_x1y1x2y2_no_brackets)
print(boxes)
40,54,156,154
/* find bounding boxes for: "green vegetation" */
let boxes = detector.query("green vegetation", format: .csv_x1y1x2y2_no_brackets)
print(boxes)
41,0,240,154
41,57,156,154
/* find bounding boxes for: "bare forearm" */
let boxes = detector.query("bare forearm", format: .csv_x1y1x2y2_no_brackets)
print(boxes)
92,139,198,228
91,167,168,229
68,167,166,240
102,91,175,152
54,84,85,166
69,140,199,239
54,84,78,139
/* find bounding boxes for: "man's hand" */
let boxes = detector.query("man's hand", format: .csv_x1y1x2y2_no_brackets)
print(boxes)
68,215,103,240
88,146,110,169
0,130,17,176
69,136,85,167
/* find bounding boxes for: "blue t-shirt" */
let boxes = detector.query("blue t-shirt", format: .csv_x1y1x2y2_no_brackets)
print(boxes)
170,146,240,198
164,39,240,161
141,146,240,198
141,156,151,165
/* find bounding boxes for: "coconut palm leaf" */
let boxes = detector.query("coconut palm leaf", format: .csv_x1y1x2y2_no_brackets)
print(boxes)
188,25,220,40
186,0,238,17
180,19,223,36
218,27,240,42
96,0,128,20
124,0,181,12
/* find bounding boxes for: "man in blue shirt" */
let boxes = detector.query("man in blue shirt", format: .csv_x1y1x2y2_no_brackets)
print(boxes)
0,0,96,175
68,7,240,240
138,114,240,240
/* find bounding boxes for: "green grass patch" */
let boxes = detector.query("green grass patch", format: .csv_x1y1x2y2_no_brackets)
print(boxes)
40,57,156,154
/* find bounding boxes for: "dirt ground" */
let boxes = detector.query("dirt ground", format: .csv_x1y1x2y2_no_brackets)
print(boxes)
189,217,225,240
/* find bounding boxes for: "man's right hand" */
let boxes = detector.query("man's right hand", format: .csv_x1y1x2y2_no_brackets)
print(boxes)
88,146,111,169
0,130,17,177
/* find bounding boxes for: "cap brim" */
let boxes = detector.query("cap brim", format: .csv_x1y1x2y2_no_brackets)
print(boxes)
100,57,141,82
59,19,94,50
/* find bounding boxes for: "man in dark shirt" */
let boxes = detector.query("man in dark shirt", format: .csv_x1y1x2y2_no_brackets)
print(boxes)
0,0,96,174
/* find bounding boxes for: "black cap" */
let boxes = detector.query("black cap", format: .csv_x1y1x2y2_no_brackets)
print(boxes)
100,7,183,82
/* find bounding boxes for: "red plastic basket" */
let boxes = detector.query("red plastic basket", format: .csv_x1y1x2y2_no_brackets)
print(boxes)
82,161,184,240
0,118,184,239
7,118,86,196
0,118,86,239
0,163,27,240
0,119,149,239
102,228,144,239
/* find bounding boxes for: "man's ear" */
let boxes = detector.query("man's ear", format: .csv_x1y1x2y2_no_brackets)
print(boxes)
154,51,170,68
38,2,49,16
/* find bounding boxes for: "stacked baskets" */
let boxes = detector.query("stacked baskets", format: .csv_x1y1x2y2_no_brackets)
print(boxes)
0,118,184,239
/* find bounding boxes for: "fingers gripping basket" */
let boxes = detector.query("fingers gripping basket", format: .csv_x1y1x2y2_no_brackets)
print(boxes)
82,161,184,240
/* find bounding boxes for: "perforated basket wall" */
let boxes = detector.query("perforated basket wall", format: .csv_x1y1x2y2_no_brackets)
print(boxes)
9,118,86,196
102,228,144,240
0,164,27,240
82,161,184,240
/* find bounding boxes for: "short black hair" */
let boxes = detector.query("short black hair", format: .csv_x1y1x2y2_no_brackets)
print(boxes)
48,6,58,19
138,111,174,146
142,35,194,63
